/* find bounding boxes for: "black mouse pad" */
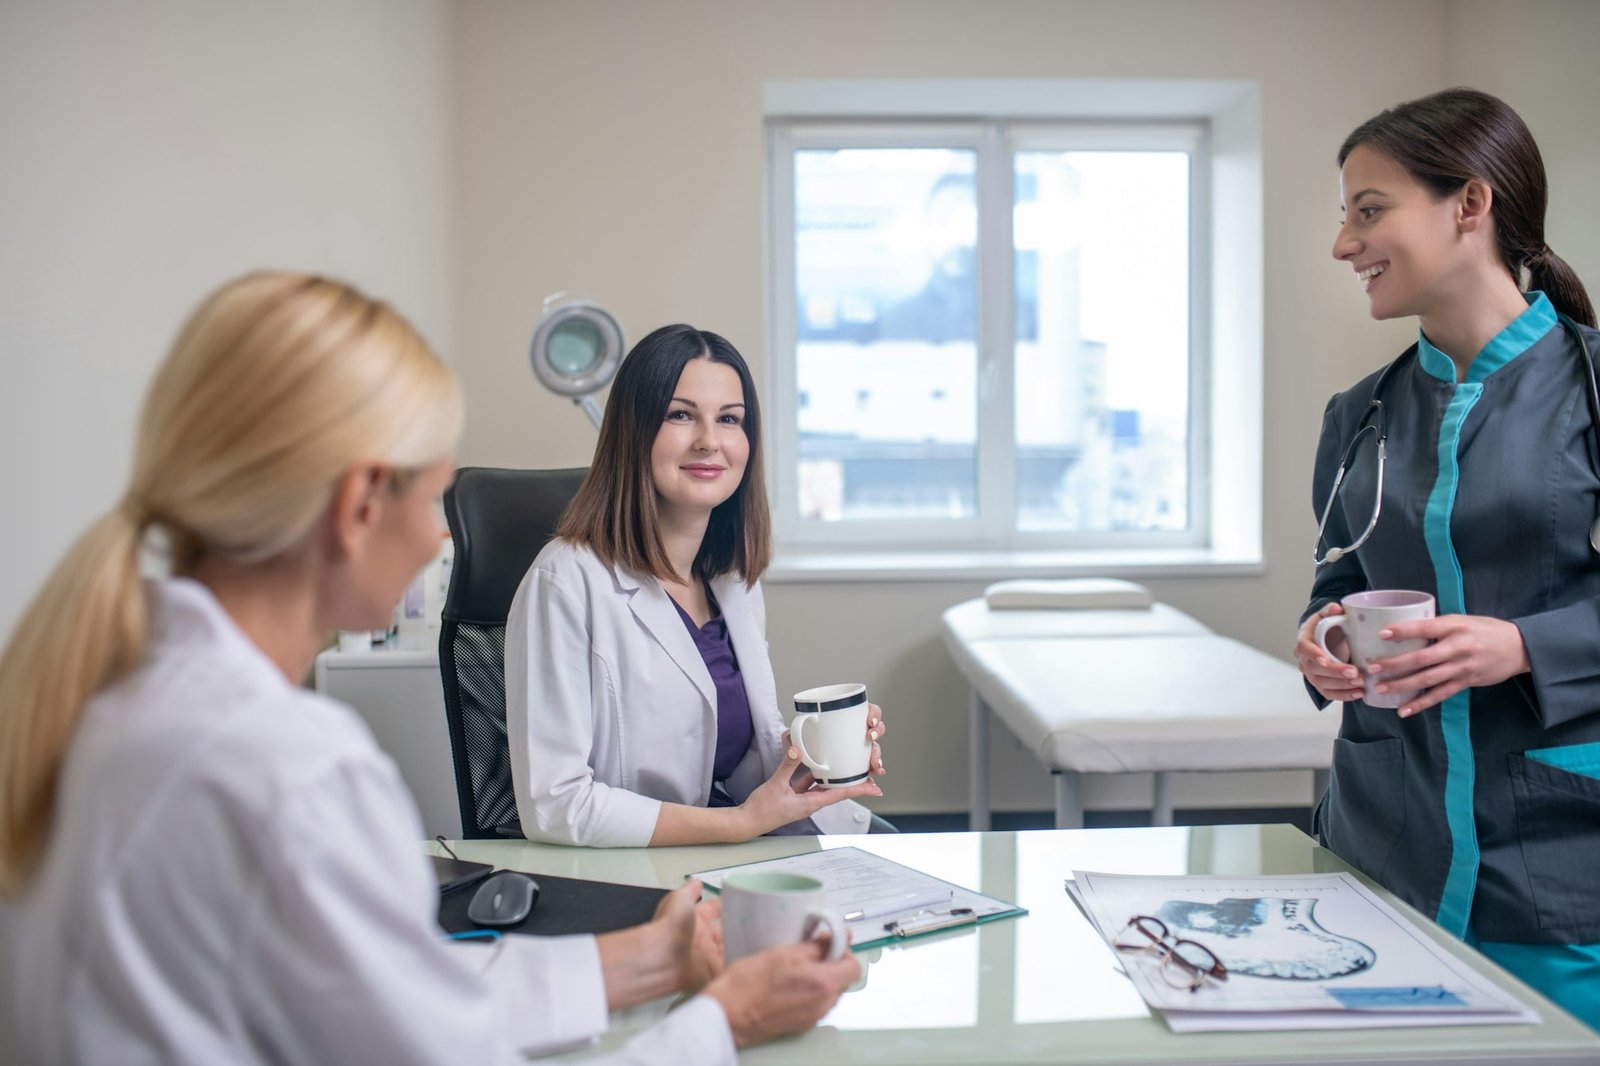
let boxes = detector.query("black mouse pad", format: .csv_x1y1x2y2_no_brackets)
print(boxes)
430,854,494,895
438,871,668,938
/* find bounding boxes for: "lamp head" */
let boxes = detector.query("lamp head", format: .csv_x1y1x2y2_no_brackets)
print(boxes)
529,296,623,427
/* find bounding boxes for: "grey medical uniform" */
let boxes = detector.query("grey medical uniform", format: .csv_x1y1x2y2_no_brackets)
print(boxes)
1305,292,1600,1025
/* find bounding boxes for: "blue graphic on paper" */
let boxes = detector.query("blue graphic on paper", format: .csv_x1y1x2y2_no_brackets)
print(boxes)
1155,897,1377,981
1327,986,1467,1008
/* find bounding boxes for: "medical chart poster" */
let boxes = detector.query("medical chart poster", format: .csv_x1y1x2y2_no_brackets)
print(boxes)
1072,870,1529,1018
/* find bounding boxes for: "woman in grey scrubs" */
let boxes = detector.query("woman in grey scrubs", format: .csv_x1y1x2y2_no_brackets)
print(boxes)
1293,88,1600,1028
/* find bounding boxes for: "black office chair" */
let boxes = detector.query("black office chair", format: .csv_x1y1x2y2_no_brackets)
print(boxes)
439,466,588,838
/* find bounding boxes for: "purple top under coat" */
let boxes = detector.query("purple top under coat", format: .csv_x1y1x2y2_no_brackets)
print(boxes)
669,595,755,805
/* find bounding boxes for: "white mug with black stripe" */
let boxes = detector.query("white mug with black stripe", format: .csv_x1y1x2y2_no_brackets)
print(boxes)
790,683,873,788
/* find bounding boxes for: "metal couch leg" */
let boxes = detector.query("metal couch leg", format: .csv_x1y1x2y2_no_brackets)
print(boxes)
1151,772,1174,826
1053,771,1084,829
970,691,991,832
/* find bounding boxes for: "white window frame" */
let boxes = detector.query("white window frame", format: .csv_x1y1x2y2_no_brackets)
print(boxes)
761,80,1262,580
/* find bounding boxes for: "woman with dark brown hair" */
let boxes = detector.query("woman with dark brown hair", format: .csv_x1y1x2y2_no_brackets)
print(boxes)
1293,88,1600,1027
506,324,886,847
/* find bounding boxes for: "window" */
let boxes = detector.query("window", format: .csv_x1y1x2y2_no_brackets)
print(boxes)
768,119,1206,551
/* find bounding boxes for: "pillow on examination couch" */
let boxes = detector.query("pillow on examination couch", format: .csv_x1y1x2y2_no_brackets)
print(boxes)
982,578,1153,611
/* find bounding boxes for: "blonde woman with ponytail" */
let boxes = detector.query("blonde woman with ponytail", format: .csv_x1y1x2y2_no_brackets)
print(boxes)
0,273,856,1064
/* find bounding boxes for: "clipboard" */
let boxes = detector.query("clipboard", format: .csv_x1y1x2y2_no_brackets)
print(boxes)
691,846,1025,950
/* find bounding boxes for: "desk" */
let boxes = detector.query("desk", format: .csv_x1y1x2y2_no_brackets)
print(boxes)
447,825,1600,1064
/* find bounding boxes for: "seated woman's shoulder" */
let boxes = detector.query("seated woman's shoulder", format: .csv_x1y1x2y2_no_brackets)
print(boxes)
527,536,605,584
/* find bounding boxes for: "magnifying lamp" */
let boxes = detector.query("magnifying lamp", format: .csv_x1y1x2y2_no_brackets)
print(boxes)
529,294,624,429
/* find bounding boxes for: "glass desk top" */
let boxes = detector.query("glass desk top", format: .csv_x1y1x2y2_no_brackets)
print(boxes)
448,825,1600,1064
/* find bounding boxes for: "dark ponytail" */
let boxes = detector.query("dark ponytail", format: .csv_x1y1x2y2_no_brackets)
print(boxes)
1528,246,1596,328
1339,87,1595,327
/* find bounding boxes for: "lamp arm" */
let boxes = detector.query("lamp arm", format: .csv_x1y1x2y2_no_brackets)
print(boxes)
577,394,604,430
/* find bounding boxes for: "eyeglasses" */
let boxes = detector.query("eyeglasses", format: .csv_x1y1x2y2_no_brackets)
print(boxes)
1113,915,1228,993
1313,398,1387,568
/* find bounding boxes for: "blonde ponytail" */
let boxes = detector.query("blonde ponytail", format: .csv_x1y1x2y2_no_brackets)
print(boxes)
0,509,147,894
0,272,462,896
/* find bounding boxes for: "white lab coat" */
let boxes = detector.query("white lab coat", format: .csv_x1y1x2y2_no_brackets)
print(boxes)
505,540,870,846
0,578,734,1066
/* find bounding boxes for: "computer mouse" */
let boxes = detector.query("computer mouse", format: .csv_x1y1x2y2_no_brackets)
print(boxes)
467,870,539,927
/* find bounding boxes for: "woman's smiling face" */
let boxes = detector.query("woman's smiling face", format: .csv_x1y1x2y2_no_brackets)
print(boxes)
1332,144,1467,322
649,357,750,522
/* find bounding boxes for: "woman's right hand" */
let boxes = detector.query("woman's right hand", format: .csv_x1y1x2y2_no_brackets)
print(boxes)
1295,602,1364,703
739,742,882,837
703,939,861,1048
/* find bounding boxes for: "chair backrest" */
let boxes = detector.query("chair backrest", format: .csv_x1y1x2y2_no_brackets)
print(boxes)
439,466,587,838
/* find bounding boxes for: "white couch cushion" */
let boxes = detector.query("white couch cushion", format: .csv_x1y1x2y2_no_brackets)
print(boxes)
943,628,1335,774
983,577,1154,610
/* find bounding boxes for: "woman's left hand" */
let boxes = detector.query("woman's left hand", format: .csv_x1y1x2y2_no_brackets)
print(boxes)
652,878,724,993
866,702,886,778
1368,613,1530,718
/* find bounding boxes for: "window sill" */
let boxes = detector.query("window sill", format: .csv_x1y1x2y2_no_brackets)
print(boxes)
763,546,1265,584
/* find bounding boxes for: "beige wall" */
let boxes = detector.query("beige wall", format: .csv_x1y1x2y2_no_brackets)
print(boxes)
5,0,1599,816
1444,0,1600,289
0,0,454,641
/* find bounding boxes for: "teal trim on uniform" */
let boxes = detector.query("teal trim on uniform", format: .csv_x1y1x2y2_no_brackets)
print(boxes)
1471,938,1600,1031
1434,690,1478,937
1526,740,1600,780
1417,332,1456,382
1416,291,1556,384
1422,383,1479,616
1417,291,1560,940
1423,383,1483,938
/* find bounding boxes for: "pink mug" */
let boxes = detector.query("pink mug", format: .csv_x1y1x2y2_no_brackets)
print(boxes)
1313,590,1436,708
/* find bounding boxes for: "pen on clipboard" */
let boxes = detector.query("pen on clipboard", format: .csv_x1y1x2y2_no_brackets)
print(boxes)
885,907,977,937
842,888,954,923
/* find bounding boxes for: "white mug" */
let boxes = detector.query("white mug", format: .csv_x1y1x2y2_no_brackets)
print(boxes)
791,683,873,788
1313,590,1436,708
720,871,849,963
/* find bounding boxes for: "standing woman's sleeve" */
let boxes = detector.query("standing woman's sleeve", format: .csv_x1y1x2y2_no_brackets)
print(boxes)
1302,392,1371,708
1504,328,1600,729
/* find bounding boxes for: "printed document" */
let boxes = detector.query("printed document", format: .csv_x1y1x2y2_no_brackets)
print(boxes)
1069,870,1535,1031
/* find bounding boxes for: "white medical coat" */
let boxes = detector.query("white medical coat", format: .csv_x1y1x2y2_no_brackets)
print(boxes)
506,540,869,846
0,578,734,1065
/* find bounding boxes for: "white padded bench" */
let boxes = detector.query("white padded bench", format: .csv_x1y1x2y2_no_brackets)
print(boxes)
940,584,1337,830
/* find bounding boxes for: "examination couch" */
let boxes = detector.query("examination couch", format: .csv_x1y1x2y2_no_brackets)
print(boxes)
941,580,1336,829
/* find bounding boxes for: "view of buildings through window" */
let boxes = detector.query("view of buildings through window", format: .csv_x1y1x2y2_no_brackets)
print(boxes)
788,137,1192,539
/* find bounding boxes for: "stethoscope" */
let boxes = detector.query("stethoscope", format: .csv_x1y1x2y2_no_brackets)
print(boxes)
1313,313,1600,567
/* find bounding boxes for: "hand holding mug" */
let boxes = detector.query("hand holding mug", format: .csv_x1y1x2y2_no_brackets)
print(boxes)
650,878,723,992
1357,612,1531,719
1296,603,1364,703
704,939,861,1048
741,742,881,836
709,871,858,1045
1311,590,1435,708
790,684,876,788
866,702,886,778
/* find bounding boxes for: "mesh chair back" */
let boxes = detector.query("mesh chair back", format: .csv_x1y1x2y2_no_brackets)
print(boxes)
440,466,587,838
